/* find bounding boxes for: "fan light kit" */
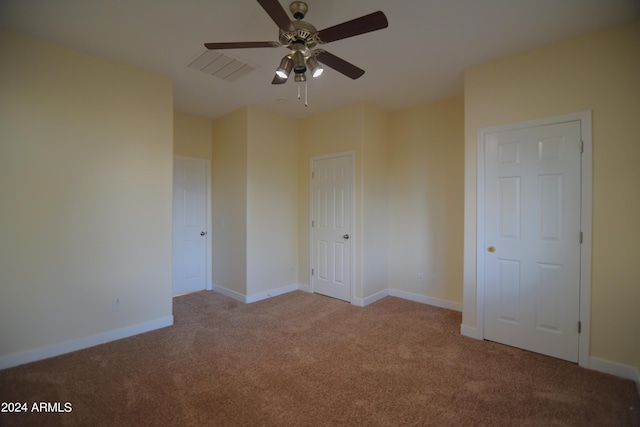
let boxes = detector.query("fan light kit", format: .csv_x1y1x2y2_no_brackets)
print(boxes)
204,0,388,106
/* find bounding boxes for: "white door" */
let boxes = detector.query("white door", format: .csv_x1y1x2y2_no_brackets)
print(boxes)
483,121,582,362
311,153,353,302
173,157,209,296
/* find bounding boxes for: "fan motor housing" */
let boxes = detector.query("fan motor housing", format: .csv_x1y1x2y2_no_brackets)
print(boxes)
279,21,318,48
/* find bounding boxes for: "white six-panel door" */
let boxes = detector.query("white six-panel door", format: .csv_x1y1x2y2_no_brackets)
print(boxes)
311,153,353,302
483,121,582,362
173,157,209,296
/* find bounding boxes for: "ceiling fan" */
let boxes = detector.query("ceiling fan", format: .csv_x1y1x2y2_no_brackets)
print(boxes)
204,0,388,85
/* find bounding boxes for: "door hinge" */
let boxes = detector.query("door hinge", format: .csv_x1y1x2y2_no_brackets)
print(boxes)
579,231,583,244
312,171,314,179
578,321,582,334
579,140,584,153
312,220,314,227
311,268,314,276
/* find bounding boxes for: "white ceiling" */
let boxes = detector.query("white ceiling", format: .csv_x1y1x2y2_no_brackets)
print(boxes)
1,0,638,119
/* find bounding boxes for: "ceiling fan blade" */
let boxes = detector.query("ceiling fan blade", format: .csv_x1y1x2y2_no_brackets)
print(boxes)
272,74,288,84
315,50,365,80
317,11,388,44
205,41,280,50
257,0,294,32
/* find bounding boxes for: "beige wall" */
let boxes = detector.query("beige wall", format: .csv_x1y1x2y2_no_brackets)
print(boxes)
246,106,299,295
297,100,463,305
0,31,174,359
173,110,212,159
362,104,390,299
298,103,366,298
212,107,248,294
463,20,640,371
212,106,299,298
214,99,460,307
389,97,465,304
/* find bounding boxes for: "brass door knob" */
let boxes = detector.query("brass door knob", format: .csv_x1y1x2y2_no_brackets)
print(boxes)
487,246,496,253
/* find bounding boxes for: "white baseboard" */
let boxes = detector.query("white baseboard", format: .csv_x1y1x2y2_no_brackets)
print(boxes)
456,328,639,396
388,289,462,312
460,324,483,340
589,357,640,396
211,283,301,304
0,316,174,370
211,284,247,303
361,289,390,307
246,283,299,303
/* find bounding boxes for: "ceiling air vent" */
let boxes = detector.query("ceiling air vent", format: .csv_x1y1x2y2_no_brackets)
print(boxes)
188,49,256,82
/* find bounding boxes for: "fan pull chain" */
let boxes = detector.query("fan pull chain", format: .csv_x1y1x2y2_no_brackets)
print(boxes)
295,81,309,107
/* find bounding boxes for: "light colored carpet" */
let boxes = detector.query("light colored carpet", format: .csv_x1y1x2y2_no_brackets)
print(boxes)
1,290,638,426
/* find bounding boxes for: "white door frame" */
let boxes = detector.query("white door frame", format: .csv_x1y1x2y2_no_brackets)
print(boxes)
309,150,356,302
173,155,212,293
475,111,592,367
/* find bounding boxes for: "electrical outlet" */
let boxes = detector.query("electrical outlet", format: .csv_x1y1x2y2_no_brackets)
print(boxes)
112,298,122,312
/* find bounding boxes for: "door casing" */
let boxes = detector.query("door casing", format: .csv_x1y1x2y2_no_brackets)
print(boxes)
172,155,212,296
475,111,592,367
309,151,355,302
